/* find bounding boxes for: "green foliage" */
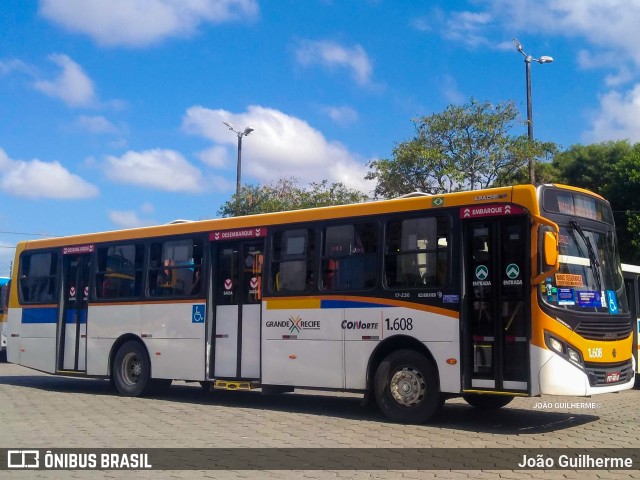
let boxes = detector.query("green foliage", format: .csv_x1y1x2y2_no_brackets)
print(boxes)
218,177,369,217
366,98,558,198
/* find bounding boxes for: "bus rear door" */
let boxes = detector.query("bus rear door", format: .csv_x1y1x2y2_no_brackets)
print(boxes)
58,253,91,372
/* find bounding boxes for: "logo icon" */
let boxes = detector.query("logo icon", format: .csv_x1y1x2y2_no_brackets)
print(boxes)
475,265,489,280
289,316,302,334
8,450,39,469
224,279,233,290
249,277,259,289
506,263,520,279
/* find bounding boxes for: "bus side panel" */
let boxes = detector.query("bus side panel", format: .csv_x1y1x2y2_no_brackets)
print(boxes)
88,303,206,380
144,338,205,380
12,307,57,373
344,306,460,391
87,304,141,376
141,303,205,381
262,306,344,388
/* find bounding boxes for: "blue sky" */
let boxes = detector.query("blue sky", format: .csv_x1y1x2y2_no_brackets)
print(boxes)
1,0,639,276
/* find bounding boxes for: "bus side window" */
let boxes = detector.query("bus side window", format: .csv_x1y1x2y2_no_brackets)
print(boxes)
19,252,58,304
271,229,315,293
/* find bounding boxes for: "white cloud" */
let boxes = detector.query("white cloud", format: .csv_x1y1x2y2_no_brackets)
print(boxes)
76,115,123,135
105,149,204,192
108,210,156,229
320,105,359,125
182,105,374,193
583,84,640,143
39,0,259,48
196,146,228,168
295,40,374,86
0,58,34,76
33,54,96,107
0,148,98,199
442,10,493,49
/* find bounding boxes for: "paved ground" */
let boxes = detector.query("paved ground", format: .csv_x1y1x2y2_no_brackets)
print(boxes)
0,354,638,479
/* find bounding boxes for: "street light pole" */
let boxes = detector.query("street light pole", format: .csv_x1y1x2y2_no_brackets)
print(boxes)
223,121,254,197
513,38,553,184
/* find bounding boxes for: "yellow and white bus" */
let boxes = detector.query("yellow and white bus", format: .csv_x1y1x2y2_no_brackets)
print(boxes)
5,184,636,422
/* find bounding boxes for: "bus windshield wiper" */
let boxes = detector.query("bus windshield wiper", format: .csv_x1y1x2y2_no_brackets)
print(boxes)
569,220,602,292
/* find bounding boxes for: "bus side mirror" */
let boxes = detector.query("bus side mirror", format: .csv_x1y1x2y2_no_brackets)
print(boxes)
544,231,558,267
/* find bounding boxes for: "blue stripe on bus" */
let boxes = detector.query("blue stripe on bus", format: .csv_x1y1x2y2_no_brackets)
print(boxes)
22,308,58,324
22,308,87,324
320,299,393,309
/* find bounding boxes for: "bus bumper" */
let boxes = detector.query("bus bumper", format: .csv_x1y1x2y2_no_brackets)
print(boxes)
536,345,635,396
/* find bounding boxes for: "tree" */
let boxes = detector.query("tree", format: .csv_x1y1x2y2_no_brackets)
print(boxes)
218,177,369,217
366,98,557,198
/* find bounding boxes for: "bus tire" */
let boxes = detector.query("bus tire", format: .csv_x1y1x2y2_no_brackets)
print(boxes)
112,341,153,397
463,394,514,409
374,349,441,423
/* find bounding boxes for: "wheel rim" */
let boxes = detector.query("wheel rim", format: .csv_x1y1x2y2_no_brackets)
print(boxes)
389,366,425,407
120,352,143,387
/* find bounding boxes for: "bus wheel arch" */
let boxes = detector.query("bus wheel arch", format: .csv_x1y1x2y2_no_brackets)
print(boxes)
366,337,442,423
110,336,171,397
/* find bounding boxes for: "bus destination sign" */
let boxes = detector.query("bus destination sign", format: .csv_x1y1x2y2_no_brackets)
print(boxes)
460,204,525,219
210,227,268,242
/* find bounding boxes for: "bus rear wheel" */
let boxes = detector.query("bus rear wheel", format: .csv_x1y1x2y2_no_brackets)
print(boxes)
374,349,441,423
113,341,156,397
463,394,514,410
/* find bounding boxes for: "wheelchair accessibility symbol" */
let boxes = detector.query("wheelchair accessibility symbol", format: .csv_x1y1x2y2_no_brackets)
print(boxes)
192,304,205,323
605,290,618,315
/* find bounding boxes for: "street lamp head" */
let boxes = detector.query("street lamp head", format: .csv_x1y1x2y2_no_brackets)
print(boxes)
538,56,554,64
243,127,254,136
223,121,234,130
513,37,523,52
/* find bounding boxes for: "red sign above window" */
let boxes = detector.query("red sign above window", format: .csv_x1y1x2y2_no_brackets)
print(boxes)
460,204,525,219
209,227,267,242
62,244,95,255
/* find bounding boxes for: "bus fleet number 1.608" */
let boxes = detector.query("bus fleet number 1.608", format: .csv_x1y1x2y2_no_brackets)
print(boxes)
384,317,413,331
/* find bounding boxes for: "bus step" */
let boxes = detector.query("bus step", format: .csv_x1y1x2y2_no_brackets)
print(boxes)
213,380,258,391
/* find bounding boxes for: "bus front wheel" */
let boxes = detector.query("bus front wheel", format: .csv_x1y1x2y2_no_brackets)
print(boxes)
463,394,514,410
374,349,441,423
112,341,154,397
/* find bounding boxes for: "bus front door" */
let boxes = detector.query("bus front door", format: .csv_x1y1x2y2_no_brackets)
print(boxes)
58,254,91,372
462,216,530,393
211,241,263,379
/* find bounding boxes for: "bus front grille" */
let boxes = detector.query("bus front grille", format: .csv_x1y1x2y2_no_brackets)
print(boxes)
574,319,631,340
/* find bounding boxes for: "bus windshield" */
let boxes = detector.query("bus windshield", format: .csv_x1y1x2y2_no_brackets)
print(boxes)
543,222,628,314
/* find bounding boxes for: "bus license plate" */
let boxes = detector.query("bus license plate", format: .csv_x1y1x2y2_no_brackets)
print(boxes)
605,371,621,383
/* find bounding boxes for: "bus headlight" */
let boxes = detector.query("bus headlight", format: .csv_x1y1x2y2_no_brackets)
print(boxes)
548,336,563,354
567,346,581,364
544,332,584,367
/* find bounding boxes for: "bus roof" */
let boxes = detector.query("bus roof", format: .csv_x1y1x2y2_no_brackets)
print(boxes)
15,183,603,252
14,185,540,251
